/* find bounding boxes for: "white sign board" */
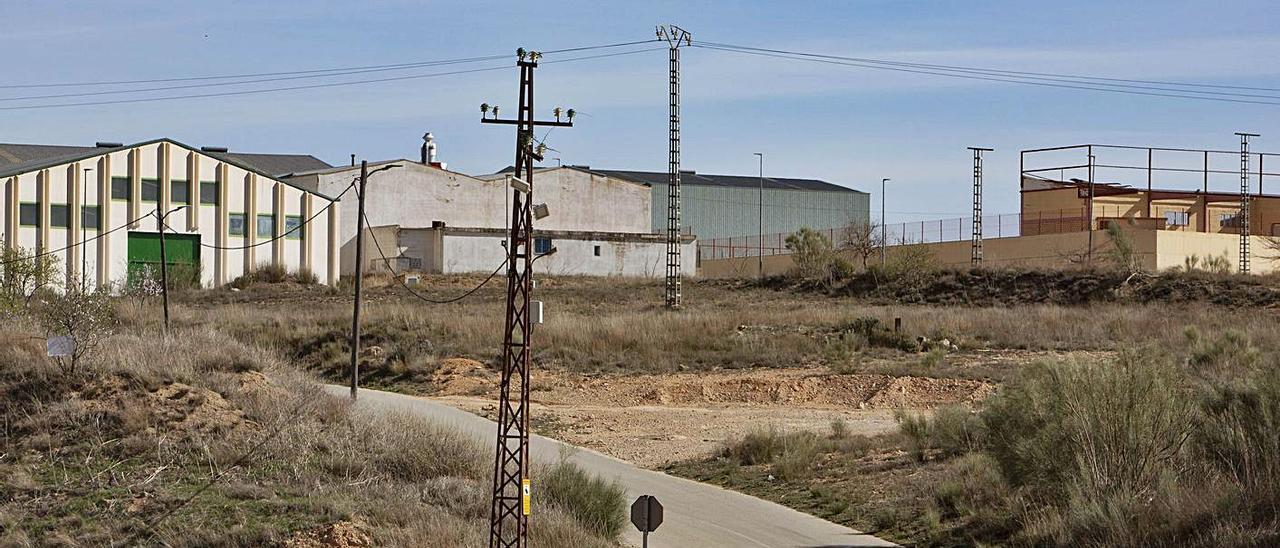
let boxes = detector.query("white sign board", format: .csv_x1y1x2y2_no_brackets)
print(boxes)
46,336,75,357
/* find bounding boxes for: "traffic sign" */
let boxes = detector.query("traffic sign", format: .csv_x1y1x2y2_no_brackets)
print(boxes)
631,495,663,547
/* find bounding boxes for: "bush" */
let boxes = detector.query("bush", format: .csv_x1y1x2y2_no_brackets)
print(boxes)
1185,328,1259,379
982,350,1194,502
540,460,626,540
1196,364,1280,494
871,244,939,292
896,410,931,462
229,264,316,289
33,282,117,375
930,405,986,457
0,246,58,315
786,228,835,280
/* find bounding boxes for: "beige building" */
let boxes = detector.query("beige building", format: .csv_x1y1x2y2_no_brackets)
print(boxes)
1,139,341,289
701,142,1280,277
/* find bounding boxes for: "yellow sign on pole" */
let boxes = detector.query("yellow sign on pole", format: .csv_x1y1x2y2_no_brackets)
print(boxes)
522,479,532,516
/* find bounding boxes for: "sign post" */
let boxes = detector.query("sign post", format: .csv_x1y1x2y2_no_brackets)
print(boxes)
630,495,664,548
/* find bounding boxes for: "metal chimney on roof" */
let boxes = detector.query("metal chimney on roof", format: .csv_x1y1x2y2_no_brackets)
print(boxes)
421,132,437,164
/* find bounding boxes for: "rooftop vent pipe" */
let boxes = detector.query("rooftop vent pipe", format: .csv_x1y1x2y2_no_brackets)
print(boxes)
201,146,229,153
95,142,123,148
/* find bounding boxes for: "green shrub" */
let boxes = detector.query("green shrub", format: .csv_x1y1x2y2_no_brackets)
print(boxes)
1196,364,1280,494
838,317,917,352
896,410,931,462
930,405,986,457
786,228,835,280
982,350,1194,502
0,246,58,315
541,460,626,540
1186,328,1259,379
773,432,821,480
830,417,849,440
870,244,939,291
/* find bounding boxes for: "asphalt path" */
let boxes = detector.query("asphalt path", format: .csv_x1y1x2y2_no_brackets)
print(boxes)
326,385,898,548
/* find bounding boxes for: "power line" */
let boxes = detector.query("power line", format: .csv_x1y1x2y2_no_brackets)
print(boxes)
698,41,1280,96
0,40,665,103
360,210,505,305
0,47,663,112
695,43,1280,107
0,39,659,90
1,208,158,266
164,179,357,251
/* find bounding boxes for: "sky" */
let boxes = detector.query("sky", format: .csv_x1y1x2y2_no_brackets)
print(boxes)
2,0,1279,226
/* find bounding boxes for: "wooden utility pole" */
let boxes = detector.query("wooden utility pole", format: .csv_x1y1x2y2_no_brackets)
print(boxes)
480,48,572,548
349,160,369,399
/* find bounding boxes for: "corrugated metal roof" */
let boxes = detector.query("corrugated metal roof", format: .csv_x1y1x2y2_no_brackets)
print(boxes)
494,165,863,193
0,141,331,178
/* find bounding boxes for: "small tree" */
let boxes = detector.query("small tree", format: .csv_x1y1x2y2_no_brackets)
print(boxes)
1105,222,1143,274
0,244,59,314
34,278,117,375
785,228,835,280
840,221,884,269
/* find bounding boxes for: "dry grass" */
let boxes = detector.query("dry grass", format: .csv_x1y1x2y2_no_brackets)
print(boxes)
134,277,1280,390
0,311,622,546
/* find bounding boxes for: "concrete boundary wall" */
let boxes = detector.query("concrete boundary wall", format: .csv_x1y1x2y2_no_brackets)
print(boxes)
698,228,1280,278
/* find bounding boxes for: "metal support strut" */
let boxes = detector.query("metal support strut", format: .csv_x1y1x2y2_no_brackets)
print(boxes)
481,49,571,548
969,147,992,265
1237,132,1259,274
659,25,690,309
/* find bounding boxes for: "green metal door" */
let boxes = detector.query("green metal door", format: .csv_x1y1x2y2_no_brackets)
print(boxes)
127,232,201,288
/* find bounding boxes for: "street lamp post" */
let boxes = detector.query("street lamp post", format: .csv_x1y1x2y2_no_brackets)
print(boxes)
881,178,891,266
754,152,764,278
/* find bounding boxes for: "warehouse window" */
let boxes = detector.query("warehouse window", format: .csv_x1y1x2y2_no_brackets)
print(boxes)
257,214,275,239
228,213,246,236
1164,211,1189,226
111,177,131,201
284,215,303,240
199,181,219,206
593,245,601,257
170,180,190,204
82,206,100,231
534,237,553,254
19,203,38,226
140,179,160,202
1219,213,1242,228
50,204,70,228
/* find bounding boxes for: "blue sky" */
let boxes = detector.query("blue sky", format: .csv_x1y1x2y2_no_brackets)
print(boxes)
3,1,1278,224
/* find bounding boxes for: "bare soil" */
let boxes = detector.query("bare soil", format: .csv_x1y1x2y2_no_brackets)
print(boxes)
426,358,1009,467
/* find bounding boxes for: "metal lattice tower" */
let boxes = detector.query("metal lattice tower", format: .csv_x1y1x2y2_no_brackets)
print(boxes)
480,50,572,548
1237,132,1259,274
659,25,690,309
969,147,993,265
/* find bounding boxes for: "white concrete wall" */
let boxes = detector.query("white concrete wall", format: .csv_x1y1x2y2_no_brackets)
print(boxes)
0,140,337,290
432,231,696,278
295,164,656,275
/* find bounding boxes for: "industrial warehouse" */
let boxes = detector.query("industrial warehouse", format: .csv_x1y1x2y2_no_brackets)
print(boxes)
1,139,341,288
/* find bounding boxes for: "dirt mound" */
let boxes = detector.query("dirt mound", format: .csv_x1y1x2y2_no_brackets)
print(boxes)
79,377,253,435
431,357,494,395
794,268,1280,307
509,369,992,410
282,521,373,548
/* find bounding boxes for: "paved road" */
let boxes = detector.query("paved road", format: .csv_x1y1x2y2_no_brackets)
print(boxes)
325,386,898,548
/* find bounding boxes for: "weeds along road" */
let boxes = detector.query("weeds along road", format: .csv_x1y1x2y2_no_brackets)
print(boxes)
323,385,898,548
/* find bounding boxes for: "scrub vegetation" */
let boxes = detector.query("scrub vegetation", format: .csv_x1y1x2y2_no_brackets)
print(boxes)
0,281,623,546
671,329,1280,547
